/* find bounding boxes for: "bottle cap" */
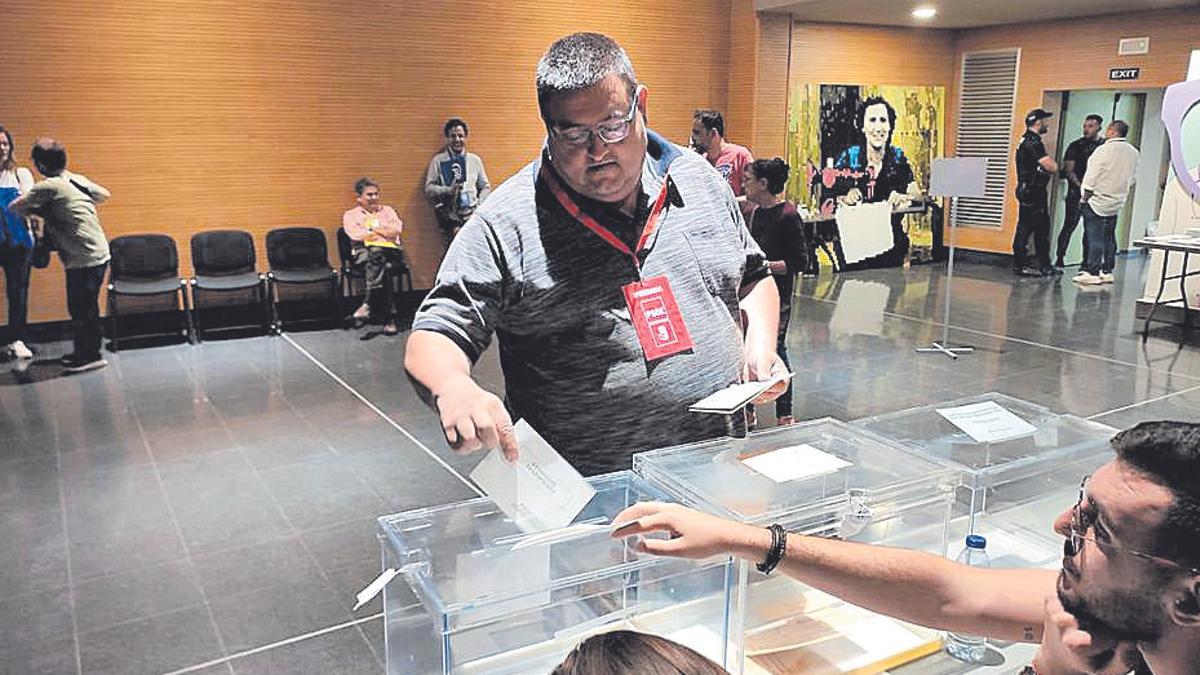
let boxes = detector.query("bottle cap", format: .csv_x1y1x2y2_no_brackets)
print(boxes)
965,534,987,549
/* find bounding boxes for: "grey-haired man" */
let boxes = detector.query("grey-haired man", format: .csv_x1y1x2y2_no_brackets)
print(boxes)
405,32,787,475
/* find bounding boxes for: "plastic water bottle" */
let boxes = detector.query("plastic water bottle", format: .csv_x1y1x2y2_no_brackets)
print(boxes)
457,186,471,210
945,534,990,663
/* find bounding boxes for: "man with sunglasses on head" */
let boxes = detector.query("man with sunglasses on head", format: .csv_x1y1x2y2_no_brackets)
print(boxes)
406,32,787,476
615,421,1200,675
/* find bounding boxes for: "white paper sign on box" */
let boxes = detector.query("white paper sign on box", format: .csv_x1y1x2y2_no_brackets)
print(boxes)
936,400,1038,444
743,443,852,483
469,420,595,532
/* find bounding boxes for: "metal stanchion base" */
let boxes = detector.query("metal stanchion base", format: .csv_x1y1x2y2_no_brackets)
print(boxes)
915,342,974,360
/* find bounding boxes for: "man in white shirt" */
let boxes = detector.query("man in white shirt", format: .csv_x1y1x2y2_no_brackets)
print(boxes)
1074,121,1140,285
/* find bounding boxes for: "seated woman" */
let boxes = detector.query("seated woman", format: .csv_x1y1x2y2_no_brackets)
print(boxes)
553,630,728,675
342,176,406,336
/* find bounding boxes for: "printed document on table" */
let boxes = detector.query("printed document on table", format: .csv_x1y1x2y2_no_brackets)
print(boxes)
836,201,893,264
469,419,595,532
936,400,1037,444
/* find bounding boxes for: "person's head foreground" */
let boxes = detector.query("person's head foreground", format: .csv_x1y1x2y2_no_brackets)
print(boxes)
552,630,729,675
537,32,647,208
31,138,67,177
1053,421,1200,656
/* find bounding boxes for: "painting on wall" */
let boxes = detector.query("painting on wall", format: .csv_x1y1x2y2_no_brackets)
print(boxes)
786,83,945,269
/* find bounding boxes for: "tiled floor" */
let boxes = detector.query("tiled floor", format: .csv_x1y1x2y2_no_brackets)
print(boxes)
2,253,1198,674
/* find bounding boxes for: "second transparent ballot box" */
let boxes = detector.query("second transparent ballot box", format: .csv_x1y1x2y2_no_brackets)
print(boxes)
854,393,1117,568
633,417,958,674
377,470,736,675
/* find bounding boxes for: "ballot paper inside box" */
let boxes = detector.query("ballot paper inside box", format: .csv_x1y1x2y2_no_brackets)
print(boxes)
853,393,1118,569
632,417,957,674
377,470,737,675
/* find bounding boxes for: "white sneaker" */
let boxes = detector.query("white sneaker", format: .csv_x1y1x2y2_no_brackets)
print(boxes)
1074,273,1104,285
9,340,32,359
1099,272,1114,284
1072,272,1093,282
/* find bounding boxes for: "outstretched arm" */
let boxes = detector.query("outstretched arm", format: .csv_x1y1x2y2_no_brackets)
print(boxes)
614,502,1056,642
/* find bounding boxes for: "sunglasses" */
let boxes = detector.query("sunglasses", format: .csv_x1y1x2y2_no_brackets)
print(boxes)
1163,79,1200,203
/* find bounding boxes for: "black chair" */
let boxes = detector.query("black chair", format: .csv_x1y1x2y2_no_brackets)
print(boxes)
106,234,193,351
335,227,413,316
265,227,339,331
189,229,271,341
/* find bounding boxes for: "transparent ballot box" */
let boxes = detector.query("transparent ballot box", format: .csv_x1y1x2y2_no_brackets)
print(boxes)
853,393,1117,568
377,471,736,675
633,418,958,675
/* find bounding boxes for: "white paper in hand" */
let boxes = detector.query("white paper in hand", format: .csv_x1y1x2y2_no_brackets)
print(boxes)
469,420,595,532
936,401,1037,444
689,373,793,414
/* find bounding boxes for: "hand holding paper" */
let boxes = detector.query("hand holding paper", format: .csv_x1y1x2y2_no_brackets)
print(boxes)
690,372,794,415
468,420,595,532
743,342,791,405
434,375,519,461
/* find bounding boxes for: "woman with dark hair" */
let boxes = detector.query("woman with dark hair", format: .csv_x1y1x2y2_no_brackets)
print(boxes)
742,158,806,426
833,96,920,269
553,630,729,675
0,126,36,360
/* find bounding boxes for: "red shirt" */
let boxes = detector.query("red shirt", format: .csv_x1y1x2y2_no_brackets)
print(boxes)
711,143,753,196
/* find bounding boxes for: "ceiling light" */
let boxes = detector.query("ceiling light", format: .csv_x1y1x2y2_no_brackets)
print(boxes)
912,7,938,19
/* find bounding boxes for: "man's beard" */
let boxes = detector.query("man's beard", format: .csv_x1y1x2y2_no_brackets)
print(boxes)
1057,574,1163,644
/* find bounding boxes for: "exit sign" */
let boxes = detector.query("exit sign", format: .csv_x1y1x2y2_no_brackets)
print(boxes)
1110,67,1141,81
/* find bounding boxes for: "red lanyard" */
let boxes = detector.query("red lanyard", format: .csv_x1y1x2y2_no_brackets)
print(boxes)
541,165,670,269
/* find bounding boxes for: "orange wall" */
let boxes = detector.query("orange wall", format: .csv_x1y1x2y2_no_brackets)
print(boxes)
0,0,732,323
951,8,1200,253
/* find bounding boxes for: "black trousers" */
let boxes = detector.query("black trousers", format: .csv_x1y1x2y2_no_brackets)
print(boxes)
1013,200,1051,270
774,274,795,418
65,263,108,359
1055,194,1089,266
0,245,32,344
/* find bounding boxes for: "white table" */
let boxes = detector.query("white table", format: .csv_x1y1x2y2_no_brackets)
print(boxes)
1133,236,1200,342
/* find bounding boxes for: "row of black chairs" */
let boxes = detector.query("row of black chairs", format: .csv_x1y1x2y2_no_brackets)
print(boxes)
107,227,413,350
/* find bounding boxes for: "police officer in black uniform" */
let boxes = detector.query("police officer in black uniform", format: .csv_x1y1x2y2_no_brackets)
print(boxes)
1012,108,1060,277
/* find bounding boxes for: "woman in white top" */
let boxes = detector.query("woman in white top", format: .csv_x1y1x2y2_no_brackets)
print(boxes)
0,126,36,360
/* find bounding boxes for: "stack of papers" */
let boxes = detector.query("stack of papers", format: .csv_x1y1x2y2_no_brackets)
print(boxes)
689,374,794,415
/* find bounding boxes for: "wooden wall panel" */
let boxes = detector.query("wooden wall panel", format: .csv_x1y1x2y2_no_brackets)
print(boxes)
0,0,731,323
788,23,959,88
726,0,761,147
950,8,1200,253
751,13,792,160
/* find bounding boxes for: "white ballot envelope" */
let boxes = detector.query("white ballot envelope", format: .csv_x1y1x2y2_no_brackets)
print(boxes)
936,401,1037,444
469,420,596,532
689,373,794,415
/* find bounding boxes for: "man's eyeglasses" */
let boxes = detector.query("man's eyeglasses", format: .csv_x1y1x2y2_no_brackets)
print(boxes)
1065,475,1197,574
549,86,642,149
